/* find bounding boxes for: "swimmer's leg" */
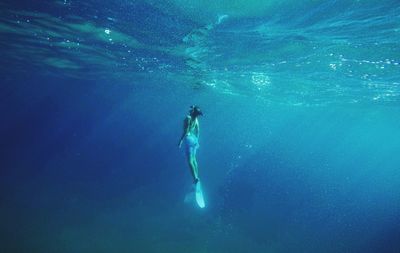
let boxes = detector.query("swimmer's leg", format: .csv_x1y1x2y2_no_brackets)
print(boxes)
192,146,199,183
187,153,199,183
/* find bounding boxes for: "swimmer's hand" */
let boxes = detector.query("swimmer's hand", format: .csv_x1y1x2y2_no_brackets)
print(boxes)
178,140,183,148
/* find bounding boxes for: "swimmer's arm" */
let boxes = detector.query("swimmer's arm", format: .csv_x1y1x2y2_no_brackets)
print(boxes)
178,117,190,147
196,119,200,139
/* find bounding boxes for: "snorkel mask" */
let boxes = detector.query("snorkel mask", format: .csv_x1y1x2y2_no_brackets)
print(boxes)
190,105,203,117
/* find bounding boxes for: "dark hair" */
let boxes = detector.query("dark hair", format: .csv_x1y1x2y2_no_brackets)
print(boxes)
190,105,203,117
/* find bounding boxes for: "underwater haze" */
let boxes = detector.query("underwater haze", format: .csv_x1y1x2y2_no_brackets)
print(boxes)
1,0,400,252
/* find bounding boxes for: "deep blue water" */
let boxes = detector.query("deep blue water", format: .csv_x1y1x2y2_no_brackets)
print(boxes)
1,1,400,253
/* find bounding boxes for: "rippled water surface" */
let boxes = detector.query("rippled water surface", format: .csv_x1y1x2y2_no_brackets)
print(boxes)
1,0,399,105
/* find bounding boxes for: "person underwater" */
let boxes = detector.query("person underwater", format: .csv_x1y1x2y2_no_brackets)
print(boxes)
178,105,203,185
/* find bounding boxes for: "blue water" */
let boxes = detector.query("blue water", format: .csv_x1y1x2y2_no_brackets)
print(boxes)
1,1,400,252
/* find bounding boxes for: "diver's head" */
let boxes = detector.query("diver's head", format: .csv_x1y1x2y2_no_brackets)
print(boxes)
189,105,203,117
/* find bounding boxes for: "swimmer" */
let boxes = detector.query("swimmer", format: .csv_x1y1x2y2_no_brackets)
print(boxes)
178,105,203,184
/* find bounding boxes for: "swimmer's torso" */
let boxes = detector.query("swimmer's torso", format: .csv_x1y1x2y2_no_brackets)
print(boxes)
186,116,199,137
